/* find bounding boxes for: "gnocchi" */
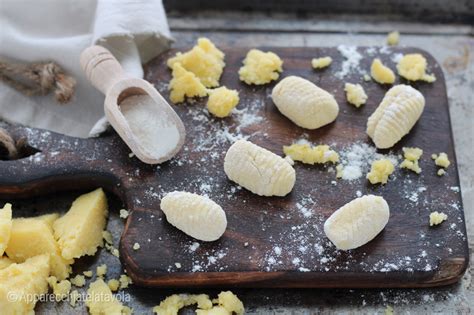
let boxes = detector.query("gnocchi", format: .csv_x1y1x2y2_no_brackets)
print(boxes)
272,76,339,129
0,203,12,256
324,195,390,250
224,139,296,197
367,84,425,149
160,191,227,242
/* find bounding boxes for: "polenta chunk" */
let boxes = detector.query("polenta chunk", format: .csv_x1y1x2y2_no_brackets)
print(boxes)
86,279,130,315
169,63,208,104
0,256,13,269
239,49,283,85
344,83,367,108
429,211,447,226
167,37,225,88
397,54,436,82
386,31,400,46
311,56,332,69
434,152,450,168
207,86,240,118
371,58,395,84
0,255,50,314
6,216,73,280
53,188,108,260
400,147,423,174
367,159,395,184
0,203,12,256
283,143,339,165
215,291,245,315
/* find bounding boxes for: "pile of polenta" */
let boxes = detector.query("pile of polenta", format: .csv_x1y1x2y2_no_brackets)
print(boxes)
0,188,132,315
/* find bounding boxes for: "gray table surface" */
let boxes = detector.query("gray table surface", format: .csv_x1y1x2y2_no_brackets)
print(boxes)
2,11,473,315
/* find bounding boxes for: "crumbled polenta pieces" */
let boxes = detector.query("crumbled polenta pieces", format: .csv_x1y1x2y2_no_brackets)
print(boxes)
386,31,400,46
432,152,450,176
397,54,436,82
433,152,450,168
206,86,240,118
239,49,283,85
344,83,367,108
429,211,447,226
371,59,395,84
169,63,208,104
311,56,332,69
367,159,395,184
167,37,225,88
283,143,339,165
153,291,244,315
400,147,423,174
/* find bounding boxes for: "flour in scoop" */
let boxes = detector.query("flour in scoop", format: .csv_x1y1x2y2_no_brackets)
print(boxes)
120,95,180,159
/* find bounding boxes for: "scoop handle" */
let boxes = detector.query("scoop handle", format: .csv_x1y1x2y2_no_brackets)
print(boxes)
80,45,127,95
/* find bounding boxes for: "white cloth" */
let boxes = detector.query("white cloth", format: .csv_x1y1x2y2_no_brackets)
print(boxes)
0,0,172,138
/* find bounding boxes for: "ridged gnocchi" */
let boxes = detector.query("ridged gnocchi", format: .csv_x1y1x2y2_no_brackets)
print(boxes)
324,195,390,250
160,191,227,242
271,76,339,129
367,84,425,149
224,140,296,197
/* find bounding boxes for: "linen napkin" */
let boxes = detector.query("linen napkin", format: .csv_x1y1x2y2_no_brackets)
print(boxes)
0,0,172,138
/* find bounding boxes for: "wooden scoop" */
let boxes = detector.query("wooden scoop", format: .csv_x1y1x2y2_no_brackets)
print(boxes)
80,45,185,164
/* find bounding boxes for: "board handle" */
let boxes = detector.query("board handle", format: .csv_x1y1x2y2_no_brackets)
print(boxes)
80,45,128,95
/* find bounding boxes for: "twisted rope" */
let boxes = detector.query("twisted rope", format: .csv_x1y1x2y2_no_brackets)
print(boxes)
0,60,76,104
0,127,18,159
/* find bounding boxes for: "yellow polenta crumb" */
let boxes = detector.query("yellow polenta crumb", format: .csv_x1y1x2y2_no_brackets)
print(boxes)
47,276,71,301
336,164,344,178
119,274,133,289
96,264,107,277
83,270,93,278
363,74,371,81
70,289,80,307
434,152,450,168
153,291,244,315
429,211,447,226
437,169,446,176
283,143,339,165
344,83,368,107
167,37,225,88
239,49,283,85
367,159,395,184
169,62,208,104
0,255,50,314
0,203,12,256
86,279,129,315
207,86,240,118
108,279,120,292
70,274,86,287
371,59,395,84
386,31,400,46
431,153,438,160
215,291,245,315
119,209,129,219
311,56,332,69
400,147,423,174
102,230,113,245
133,242,140,250
53,188,108,261
397,54,436,82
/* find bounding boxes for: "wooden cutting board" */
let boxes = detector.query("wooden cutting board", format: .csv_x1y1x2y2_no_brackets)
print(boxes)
0,47,468,288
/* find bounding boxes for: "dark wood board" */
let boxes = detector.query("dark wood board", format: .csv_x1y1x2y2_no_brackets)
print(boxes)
0,47,468,288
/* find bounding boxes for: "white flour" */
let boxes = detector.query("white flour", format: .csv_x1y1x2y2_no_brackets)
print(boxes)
120,95,180,159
